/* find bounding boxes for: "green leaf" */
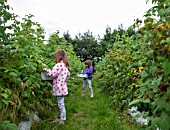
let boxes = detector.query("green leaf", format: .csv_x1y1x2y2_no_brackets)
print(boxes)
143,34,148,42
159,113,170,130
158,8,166,17
30,65,36,72
34,81,40,88
157,56,166,62
162,59,170,76
37,60,42,64
151,117,161,129
143,98,150,103
0,26,6,34
167,87,170,92
0,102,2,110
151,77,162,86
150,85,159,92
129,99,142,106
152,96,168,112
129,98,150,107
0,67,6,70
2,99,9,105
27,79,32,87
116,73,121,77
140,70,149,78
160,39,166,44
145,50,154,57
166,37,170,45
4,69,9,73
145,0,149,3
9,72,17,77
150,66,158,75
1,93,9,99
139,87,149,92
3,10,12,20
0,121,18,130
4,45,12,50
147,17,154,23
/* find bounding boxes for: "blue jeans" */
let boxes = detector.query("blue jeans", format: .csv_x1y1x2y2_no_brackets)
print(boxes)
56,96,66,120
82,79,93,95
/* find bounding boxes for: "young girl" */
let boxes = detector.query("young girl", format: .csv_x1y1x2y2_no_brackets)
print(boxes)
82,60,94,97
43,49,70,124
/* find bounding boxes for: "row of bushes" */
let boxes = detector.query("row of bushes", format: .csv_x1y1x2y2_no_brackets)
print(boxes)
95,0,170,129
0,1,84,128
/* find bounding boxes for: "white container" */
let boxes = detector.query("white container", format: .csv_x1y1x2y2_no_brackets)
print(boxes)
41,72,53,80
77,73,88,78
18,121,31,130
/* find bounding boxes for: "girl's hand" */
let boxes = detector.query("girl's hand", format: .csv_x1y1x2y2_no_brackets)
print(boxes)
67,66,70,71
43,68,48,72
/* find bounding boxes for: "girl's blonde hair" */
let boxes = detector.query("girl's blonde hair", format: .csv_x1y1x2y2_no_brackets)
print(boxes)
54,49,70,70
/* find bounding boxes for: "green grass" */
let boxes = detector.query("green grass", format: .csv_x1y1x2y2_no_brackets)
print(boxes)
32,76,140,130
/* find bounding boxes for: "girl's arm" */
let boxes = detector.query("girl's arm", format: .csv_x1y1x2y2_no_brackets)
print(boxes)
43,64,61,78
82,68,87,74
83,67,93,75
65,71,70,82
88,67,93,75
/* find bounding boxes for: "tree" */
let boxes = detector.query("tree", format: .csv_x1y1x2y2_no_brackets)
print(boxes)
64,30,104,62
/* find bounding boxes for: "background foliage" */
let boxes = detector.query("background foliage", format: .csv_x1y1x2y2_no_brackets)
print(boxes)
0,0,84,128
96,0,170,129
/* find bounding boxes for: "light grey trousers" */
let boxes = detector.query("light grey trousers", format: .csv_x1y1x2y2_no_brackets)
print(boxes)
56,96,66,120
82,79,93,95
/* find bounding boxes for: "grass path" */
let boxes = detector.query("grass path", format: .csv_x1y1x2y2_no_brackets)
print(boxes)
33,75,139,130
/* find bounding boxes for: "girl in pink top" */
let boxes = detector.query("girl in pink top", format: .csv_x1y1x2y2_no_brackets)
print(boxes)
43,49,70,124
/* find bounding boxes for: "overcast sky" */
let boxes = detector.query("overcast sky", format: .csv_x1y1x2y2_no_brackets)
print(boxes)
7,0,154,39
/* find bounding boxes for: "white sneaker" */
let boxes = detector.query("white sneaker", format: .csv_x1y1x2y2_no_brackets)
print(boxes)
90,94,93,98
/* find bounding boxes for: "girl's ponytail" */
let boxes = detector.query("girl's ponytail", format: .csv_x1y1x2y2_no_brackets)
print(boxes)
54,49,70,70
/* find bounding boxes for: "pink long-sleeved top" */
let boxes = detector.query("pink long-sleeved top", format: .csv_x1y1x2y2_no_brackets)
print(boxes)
45,60,70,96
